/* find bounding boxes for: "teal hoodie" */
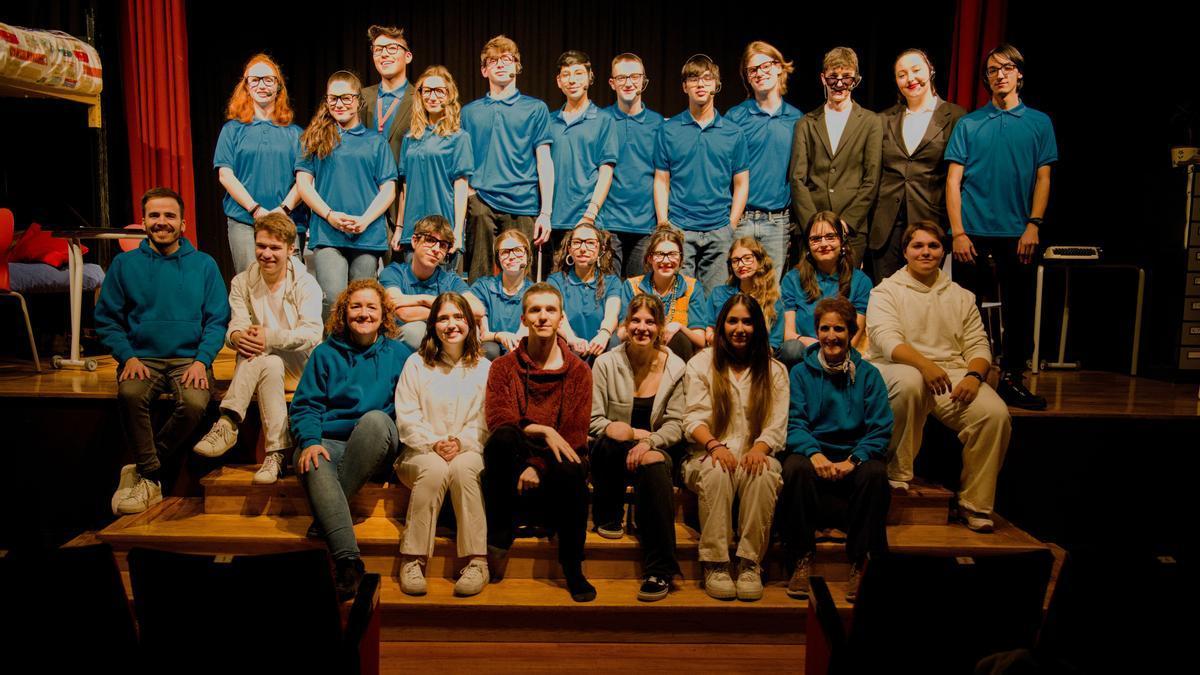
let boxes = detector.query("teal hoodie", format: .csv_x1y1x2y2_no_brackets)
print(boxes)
289,335,413,448
785,343,893,463
95,239,230,365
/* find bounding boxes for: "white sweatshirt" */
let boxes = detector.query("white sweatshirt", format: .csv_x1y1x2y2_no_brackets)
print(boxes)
866,267,992,370
394,352,491,455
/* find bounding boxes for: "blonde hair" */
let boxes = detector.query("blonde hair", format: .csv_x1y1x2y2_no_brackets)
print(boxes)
253,212,296,247
409,65,463,140
725,237,780,329
823,47,860,73
480,35,522,73
740,41,795,95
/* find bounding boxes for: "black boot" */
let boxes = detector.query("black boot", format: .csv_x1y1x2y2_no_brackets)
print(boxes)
334,556,365,602
996,372,1046,410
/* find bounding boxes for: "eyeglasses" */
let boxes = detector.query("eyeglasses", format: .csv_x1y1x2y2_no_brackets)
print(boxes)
729,254,758,268
985,63,1018,78
414,233,451,254
498,246,528,260
372,43,409,57
808,233,840,245
420,86,449,99
823,74,860,88
246,75,278,89
651,251,681,263
745,60,780,78
611,74,645,86
486,54,517,68
569,239,599,251
325,93,359,107
685,74,716,85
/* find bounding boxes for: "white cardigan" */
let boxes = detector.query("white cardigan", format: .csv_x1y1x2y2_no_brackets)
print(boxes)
683,347,789,457
394,352,491,455
224,260,323,358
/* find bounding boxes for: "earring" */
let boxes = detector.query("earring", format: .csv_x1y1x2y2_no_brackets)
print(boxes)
565,253,575,267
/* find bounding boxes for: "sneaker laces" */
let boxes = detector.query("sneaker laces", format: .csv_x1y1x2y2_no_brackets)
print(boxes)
459,559,486,580
125,476,154,503
260,453,283,474
402,558,425,583
738,560,761,582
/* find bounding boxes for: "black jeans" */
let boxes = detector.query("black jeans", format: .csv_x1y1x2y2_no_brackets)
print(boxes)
466,195,535,283
590,436,681,579
117,357,212,476
953,236,1037,376
778,454,890,566
483,425,589,565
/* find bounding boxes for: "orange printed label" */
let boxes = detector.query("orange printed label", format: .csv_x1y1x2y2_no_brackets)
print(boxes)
9,46,47,65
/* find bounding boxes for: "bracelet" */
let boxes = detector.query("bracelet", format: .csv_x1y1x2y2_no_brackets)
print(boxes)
597,327,612,337
704,439,721,451
280,204,292,216
964,371,985,383
248,203,261,216
325,207,333,220
1026,217,1044,227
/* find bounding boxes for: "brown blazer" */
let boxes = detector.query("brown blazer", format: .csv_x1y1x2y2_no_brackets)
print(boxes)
869,99,966,251
788,101,882,262
360,82,415,225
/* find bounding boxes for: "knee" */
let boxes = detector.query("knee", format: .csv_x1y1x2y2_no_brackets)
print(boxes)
485,424,524,453
482,341,502,361
447,454,483,483
178,388,210,418
417,459,451,487
356,410,397,442
260,354,286,379
697,464,733,495
889,367,926,403
783,453,817,485
117,379,152,405
856,458,888,486
639,450,666,466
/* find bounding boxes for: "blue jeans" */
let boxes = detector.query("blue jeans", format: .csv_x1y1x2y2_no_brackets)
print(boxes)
609,231,652,278
737,208,791,282
776,338,807,371
293,410,399,561
227,217,256,275
397,320,427,351
312,247,381,321
682,225,735,293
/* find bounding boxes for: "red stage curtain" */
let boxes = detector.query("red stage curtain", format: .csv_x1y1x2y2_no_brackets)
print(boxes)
119,0,197,244
948,0,1008,110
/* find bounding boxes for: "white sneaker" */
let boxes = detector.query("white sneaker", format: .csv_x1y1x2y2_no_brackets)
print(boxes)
111,464,139,515
117,475,162,515
400,557,427,596
702,562,736,600
193,416,238,457
736,558,764,601
253,452,285,485
454,559,490,597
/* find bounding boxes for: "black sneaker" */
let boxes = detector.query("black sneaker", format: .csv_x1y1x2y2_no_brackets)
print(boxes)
564,564,596,603
596,521,624,539
637,575,671,602
334,556,365,602
997,373,1047,411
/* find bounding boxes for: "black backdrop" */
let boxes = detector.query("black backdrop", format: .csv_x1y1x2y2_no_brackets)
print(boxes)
3,1,1200,375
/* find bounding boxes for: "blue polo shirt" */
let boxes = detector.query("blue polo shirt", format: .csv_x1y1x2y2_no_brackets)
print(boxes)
654,110,749,231
944,101,1057,238
375,81,408,140
597,104,664,234
620,273,710,329
707,283,785,348
214,119,304,230
470,274,533,333
547,269,623,340
725,98,802,211
549,102,619,230
397,128,474,245
780,268,873,338
461,89,553,216
378,262,471,324
295,124,397,251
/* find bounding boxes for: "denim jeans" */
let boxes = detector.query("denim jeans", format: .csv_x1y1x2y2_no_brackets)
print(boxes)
776,338,808,371
312,247,381,321
117,357,213,476
293,410,399,561
227,217,256,275
609,231,652,278
737,208,791,282
682,225,735,293
397,321,427,351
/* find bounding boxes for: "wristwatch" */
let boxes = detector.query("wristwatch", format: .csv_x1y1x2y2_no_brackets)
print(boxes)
1026,217,1044,227
848,455,863,467
964,371,985,383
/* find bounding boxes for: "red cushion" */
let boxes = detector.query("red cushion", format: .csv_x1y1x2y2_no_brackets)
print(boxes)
9,222,87,267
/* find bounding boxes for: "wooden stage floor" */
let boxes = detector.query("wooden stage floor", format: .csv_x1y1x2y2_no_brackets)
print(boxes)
3,350,1197,419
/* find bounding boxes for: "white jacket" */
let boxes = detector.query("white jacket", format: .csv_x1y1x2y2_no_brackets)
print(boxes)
224,260,323,358
683,347,789,457
865,266,991,370
394,352,491,455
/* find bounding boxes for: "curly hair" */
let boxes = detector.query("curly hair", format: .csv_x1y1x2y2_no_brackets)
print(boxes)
409,65,463,140
419,292,482,368
724,236,780,328
225,53,295,126
325,279,400,340
552,222,616,301
301,70,363,160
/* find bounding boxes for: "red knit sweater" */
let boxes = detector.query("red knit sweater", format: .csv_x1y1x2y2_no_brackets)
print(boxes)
485,336,592,473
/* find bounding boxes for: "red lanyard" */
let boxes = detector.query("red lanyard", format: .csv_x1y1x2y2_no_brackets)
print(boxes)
376,95,400,134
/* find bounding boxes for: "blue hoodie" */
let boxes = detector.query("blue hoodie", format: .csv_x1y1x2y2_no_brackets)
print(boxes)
289,335,413,448
785,343,893,464
95,239,230,366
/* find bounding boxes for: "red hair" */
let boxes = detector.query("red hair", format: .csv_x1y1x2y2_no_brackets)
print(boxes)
225,53,295,126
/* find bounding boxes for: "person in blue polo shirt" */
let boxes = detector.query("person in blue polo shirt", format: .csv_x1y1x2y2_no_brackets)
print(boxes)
214,53,305,273
619,225,709,361
547,223,623,360
600,53,664,277
654,54,750,293
548,50,619,270
945,43,1057,411
472,228,533,360
727,41,802,279
462,35,555,283
296,71,397,320
394,65,474,272
706,237,785,352
379,215,485,350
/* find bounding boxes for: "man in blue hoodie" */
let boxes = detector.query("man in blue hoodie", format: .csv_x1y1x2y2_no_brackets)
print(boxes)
97,187,231,515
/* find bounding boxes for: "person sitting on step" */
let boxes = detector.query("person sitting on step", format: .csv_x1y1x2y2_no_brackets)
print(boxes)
193,213,322,485
546,222,623,362
779,296,892,604
471,228,533,361
289,279,414,601
394,292,491,597
590,295,688,602
618,224,709,361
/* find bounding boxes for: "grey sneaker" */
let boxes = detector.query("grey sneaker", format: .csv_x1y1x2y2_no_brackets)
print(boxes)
702,562,736,600
111,464,139,515
735,558,764,602
253,452,285,485
454,559,490,597
116,475,162,515
400,557,427,596
787,552,815,599
959,505,995,533
194,416,238,457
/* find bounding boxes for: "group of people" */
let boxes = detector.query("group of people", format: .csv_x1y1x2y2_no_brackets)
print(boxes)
95,27,1056,607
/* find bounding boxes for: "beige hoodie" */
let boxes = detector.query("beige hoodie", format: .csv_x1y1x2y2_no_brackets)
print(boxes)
865,267,991,370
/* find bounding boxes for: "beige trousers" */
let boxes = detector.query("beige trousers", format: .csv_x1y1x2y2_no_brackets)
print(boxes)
219,353,304,452
396,449,487,559
682,454,783,563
